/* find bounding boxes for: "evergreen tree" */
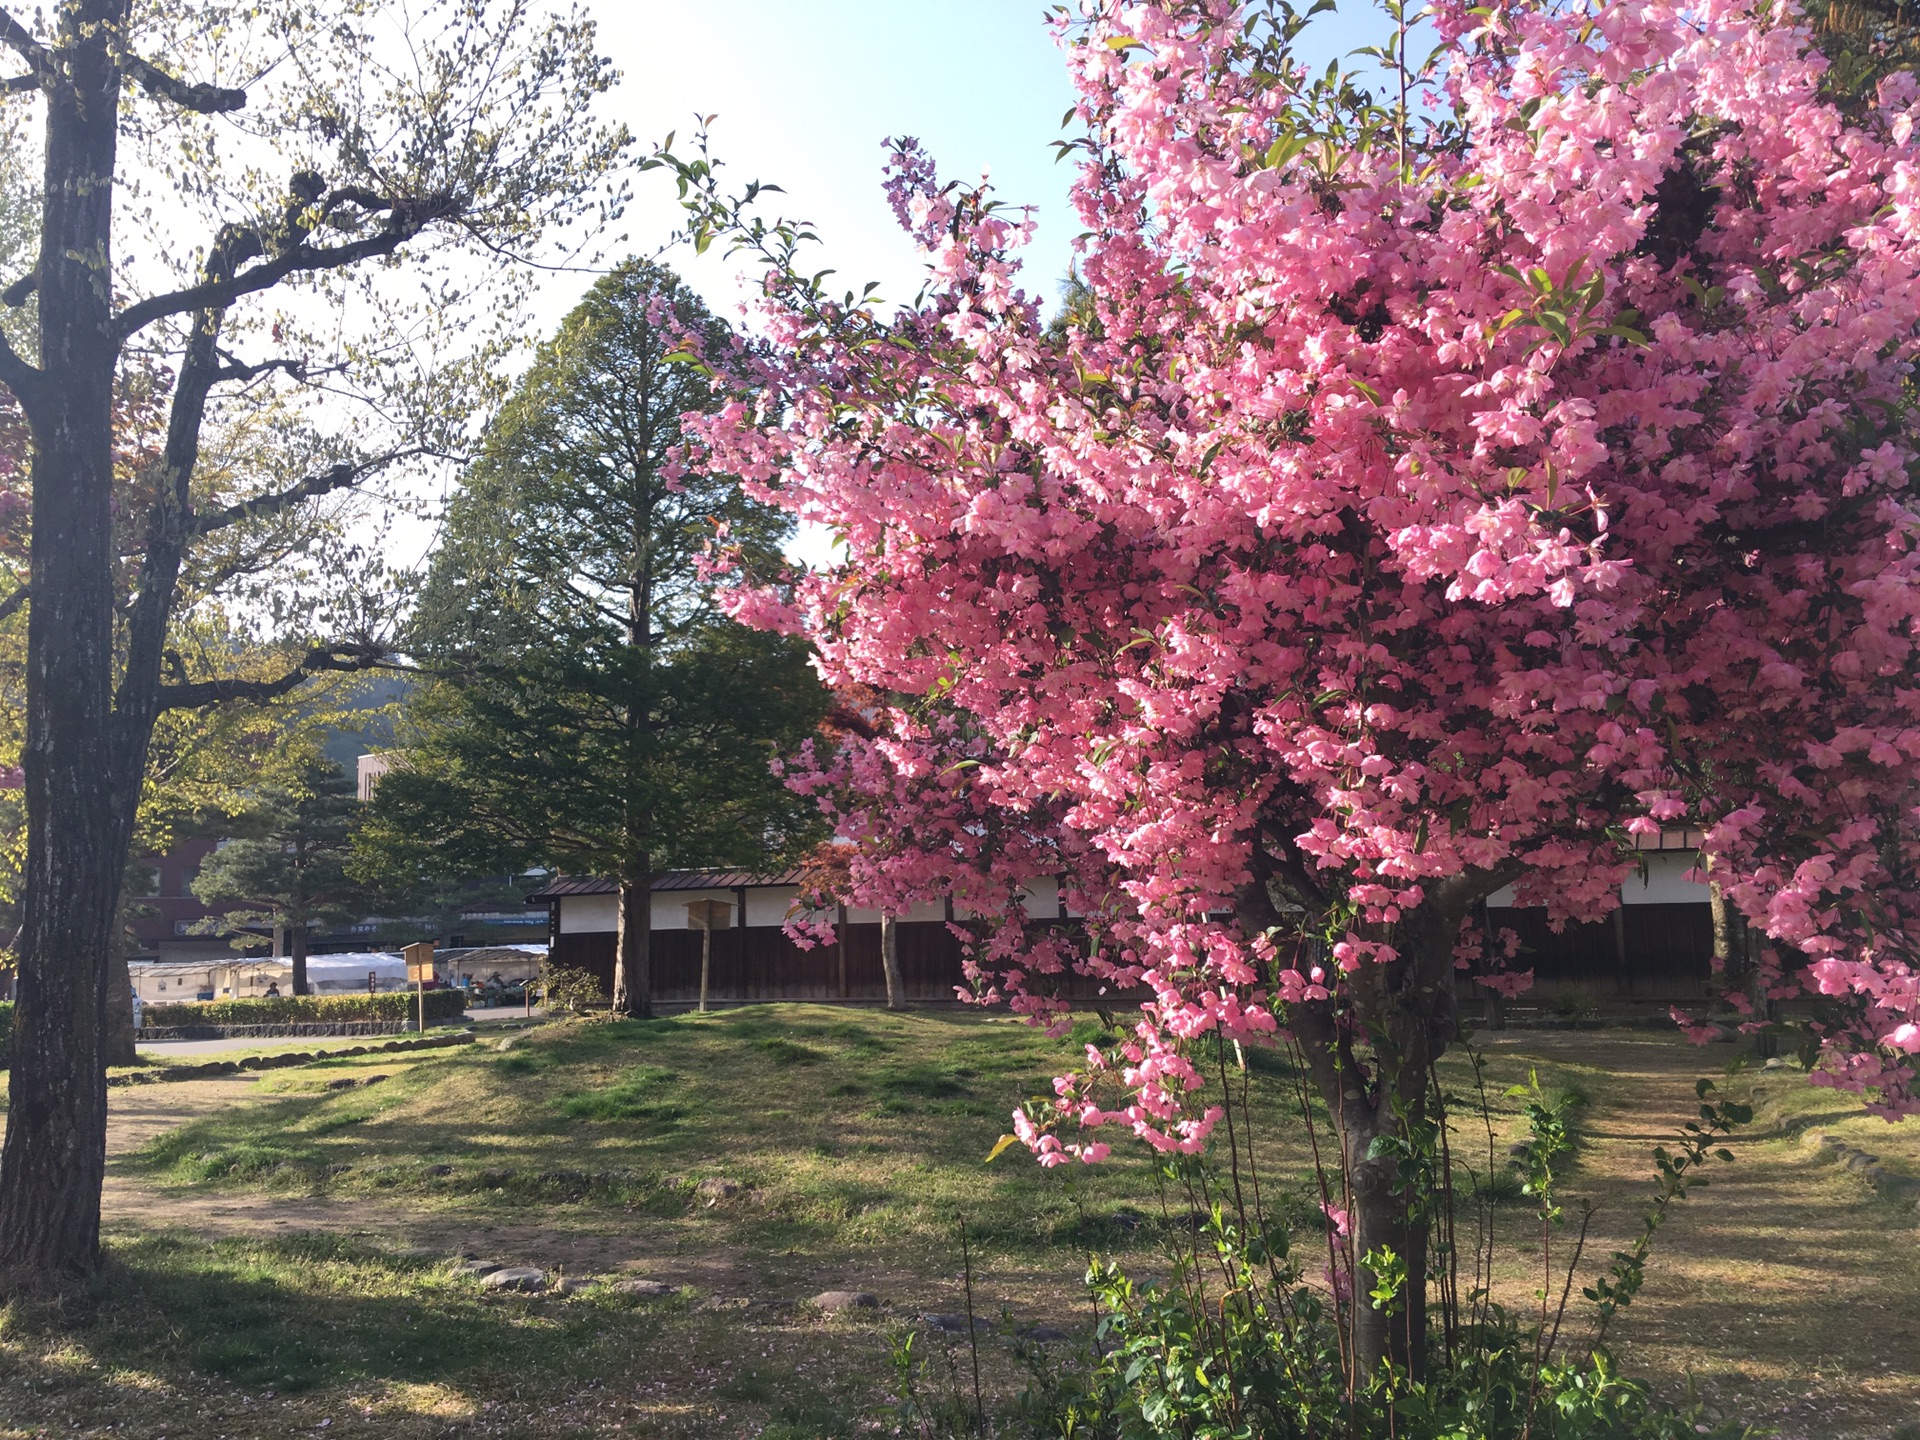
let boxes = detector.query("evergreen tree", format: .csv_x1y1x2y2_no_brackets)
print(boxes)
193,751,367,996
356,260,826,1015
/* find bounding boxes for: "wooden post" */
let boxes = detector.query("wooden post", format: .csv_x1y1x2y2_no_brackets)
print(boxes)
836,904,849,1000
686,898,731,1014
403,942,435,1032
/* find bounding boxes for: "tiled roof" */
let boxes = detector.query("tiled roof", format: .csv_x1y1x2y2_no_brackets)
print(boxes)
526,869,804,902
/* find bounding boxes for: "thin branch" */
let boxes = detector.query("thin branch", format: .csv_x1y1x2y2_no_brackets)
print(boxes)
119,51,245,114
155,642,400,711
0,584,25,624
0,71,34,94
191,449,437,537
116,192,459,339
213,352,308,386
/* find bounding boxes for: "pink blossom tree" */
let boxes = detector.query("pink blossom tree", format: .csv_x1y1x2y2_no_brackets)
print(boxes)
674,0,1920,1375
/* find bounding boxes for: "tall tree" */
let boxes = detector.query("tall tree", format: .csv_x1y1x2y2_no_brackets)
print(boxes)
680,0,1920,1378
192,750,369,995
357,260,826,1016
0,0,625,1289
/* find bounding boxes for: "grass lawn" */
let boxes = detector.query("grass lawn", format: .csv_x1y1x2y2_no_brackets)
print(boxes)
1,1005,1917,1438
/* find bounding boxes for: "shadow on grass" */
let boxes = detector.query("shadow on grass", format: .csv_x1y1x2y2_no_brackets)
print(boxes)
3,1231,673,1397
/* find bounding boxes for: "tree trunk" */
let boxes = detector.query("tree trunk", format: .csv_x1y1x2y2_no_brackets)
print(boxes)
612,871,652,1017
1289,905,1462,1383
103,955,138,1069
881,913,906,1010
698,924,711,1013
289,925,310,998
0,1,134,1291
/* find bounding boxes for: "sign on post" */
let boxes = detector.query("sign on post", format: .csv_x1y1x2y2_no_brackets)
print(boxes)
402,941,435,1032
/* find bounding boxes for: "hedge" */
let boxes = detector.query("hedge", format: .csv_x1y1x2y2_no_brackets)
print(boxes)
140,989,469,1029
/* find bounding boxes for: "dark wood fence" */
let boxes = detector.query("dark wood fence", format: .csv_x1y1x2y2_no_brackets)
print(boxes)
551,903,1717,1006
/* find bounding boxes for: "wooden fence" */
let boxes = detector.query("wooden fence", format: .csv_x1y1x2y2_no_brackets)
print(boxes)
550,904,1718,1007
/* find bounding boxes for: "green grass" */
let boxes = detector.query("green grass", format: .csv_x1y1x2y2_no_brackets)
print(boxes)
132,1008,1208,1253
7,1008,1916,1438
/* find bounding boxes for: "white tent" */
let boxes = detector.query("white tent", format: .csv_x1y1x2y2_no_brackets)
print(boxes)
301,951,410,994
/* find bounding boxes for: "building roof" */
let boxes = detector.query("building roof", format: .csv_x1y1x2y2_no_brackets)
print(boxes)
526,869,804,902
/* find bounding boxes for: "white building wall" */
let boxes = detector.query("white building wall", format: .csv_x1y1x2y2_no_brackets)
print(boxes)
558,894,617,933
744,886,802,928
1485,852,1710,909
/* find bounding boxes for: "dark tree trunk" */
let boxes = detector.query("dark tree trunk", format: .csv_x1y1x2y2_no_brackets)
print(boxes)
289,926,310,997
612,870,652,1017
1279,899,1470,1383
881,913,906,1010
0,0,134,1289
103,956,137,1069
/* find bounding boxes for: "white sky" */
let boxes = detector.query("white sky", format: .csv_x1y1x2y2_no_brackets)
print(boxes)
396,0,1389,572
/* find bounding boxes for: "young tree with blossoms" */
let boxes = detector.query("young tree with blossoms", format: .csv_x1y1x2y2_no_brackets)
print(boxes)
672,0,1920,1378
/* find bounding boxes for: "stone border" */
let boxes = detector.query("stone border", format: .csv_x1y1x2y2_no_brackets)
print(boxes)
1804,1129,1920,1208
109,1030,476,1086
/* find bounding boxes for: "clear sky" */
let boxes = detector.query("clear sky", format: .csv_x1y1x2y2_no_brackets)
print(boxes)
557,1,1088,328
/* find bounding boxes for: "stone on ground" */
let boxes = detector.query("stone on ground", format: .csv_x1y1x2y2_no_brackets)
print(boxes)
483,1267,547,1293
812,1290,878,1312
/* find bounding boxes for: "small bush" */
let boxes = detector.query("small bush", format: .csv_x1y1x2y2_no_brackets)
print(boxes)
141,989,469,1028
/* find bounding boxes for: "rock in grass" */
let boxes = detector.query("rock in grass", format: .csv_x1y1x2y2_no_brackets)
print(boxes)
811,1290,878,1312
555,1275,598,1295
324,1077,357,1091
921,1313,971,1333
482,1267,546,1293
423,1164,454,1178
1019,1324,1070,1343
452,1260,501,1278
479,1168,515,1188
696,1177,740,1203
610,1278,674,1299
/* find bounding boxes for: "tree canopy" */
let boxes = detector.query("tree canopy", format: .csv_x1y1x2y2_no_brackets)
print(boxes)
678,0,1920,1375
357,260,826,1012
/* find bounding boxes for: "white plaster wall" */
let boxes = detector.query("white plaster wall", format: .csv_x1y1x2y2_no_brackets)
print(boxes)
744,886,802,928
558,893,617,933
1485,851,1709,909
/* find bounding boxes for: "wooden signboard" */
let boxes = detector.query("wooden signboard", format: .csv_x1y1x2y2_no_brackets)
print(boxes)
402,941,436,983
685,898,732,930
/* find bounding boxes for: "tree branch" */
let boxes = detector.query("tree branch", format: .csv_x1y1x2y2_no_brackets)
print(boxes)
116,191,459,340
155,642,399,711
0,327,40,410
119,51,245,114
0,585,26,625
0,72,35,93
3,270,36,307
191,449,435,537
0,9,52,85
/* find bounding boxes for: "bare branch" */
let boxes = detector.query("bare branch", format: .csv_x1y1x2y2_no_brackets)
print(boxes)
0,584,25,625
119,51,245,114
2,270,36,307
212,352,308,386
0,71,34,94
116,190,460,340
155,642,400,711
191,449,437,537
0,9,53,85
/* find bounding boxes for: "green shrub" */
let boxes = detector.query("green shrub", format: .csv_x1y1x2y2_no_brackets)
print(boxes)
141,989,469,1029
